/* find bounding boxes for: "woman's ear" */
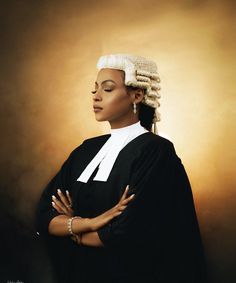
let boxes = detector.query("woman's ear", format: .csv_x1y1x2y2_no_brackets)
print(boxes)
134,88,144,103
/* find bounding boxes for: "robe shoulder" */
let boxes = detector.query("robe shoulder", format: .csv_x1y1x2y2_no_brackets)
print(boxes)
83,133,110,144
69,134,110,157
71,132,175,161
127,132,179,165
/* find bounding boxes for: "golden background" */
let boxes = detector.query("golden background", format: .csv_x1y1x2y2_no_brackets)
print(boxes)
0,0,235,282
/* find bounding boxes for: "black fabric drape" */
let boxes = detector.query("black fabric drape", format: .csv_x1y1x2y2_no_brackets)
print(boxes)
35,133,207,283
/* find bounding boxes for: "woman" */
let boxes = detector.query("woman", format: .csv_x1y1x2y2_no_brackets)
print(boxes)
35,54,207,283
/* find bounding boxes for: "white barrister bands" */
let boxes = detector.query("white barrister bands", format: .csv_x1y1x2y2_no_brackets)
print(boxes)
76,122,148,183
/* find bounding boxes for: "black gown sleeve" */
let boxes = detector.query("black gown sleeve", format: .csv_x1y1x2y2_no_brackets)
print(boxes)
97,138,207,282
97,138,179,246
34,144,87,283
35,145,82,236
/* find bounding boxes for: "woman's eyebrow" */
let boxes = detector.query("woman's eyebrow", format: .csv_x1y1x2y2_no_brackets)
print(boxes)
95,80,116,85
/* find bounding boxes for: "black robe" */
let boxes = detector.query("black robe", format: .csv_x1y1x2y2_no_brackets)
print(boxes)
35,132,207,283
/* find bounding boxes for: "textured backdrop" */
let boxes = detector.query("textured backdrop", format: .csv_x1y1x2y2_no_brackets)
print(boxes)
0,0,235,282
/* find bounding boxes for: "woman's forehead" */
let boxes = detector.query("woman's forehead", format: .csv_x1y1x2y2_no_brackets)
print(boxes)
96,68,125,85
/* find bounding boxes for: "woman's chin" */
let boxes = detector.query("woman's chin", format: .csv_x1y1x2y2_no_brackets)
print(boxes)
94,115,107,122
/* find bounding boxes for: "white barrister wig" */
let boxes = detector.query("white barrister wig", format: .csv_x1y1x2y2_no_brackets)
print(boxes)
96,53,161,122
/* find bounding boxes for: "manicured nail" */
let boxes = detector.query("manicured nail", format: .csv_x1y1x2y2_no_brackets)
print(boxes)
130,194,135,198
57,189,62,194
52,201,55,206
66,190,69,195
52,195,56,199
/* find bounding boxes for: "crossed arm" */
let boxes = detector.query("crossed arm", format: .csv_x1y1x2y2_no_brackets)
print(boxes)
48,186,135,247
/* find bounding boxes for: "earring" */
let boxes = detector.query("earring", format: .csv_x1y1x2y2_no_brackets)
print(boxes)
133,102,137,114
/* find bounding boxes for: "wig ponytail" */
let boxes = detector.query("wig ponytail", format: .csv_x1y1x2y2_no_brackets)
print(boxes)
139,103,156,132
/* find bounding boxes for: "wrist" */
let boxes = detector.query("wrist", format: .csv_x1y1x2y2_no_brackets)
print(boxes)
88,218,98,232
73,217,93,234
68,216,80,237
84,218,96,232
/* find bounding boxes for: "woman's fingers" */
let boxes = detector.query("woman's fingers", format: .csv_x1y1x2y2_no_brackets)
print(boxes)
117,205,127,211
119,185,136,205
51,189,74,213
110,194,135,216
92,194,134,230
51,201,64,214
52,195,67,214
119,185,129,203
51,191,74,216
121,193,135,205
57,189,71,208
114,211,123,217
89,186,136,230
110,186,135,217
66,190,73,206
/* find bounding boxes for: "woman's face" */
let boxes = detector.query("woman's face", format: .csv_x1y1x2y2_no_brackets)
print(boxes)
92,68,136,127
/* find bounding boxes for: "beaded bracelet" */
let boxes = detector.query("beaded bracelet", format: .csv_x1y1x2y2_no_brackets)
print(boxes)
67,216,79,236
67,216,83,245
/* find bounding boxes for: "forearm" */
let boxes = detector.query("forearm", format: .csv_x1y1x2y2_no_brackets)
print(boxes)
47,184,133,238
48,215,92,236
48,215,104,246
81,231,104,247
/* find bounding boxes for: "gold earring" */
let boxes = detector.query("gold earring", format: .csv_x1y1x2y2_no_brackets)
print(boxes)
133,102,137,114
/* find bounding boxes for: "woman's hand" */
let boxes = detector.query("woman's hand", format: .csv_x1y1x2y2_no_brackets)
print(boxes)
89,185,135,231
51,189,74,217
50,185,135,235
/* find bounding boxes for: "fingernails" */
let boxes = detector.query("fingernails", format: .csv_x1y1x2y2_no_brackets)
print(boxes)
57,189,62,194
52,195,56,200
130,194,135,198
126,185,129,191
52,201,55,206
66,190,69,195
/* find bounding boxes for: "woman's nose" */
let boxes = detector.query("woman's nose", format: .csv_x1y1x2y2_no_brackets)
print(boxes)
93,89,102,101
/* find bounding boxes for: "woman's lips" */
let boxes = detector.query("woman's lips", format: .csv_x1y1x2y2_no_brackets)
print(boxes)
93,106,103,112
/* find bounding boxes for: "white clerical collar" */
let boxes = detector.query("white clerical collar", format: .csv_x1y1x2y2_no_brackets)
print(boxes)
76,121,148,183
110,121,143,136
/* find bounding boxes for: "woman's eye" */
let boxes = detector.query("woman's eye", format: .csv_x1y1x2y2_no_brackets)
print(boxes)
91,89,112,94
